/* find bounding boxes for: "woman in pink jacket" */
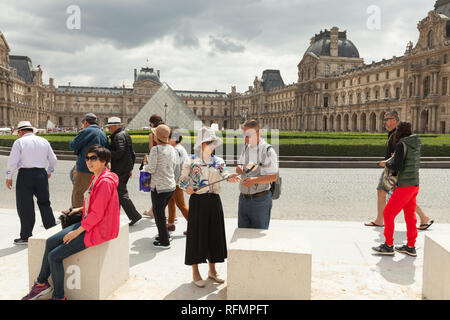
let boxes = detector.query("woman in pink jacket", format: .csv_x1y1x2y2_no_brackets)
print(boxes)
22,144,120,300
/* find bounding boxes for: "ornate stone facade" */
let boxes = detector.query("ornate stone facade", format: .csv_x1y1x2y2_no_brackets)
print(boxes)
0,2,449,133
230,6,450,133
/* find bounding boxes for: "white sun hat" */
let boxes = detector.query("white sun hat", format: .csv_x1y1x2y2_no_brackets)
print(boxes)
17,121,35,131
105,117,123,126
193,127,223,150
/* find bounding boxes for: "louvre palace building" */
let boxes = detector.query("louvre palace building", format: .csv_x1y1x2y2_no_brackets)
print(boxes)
1,0,450,133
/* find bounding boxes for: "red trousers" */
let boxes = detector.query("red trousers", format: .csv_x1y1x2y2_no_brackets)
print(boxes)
383,185,419,247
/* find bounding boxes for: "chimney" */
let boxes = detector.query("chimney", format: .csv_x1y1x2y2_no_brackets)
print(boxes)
49,77,54,87
330,26,339,57
134,68,137,82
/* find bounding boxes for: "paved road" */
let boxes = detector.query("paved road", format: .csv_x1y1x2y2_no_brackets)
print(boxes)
0,155,449,223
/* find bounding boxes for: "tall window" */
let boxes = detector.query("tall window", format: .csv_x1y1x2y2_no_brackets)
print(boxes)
324,96,329,107
443,78,448,96
396,87,400,100
424,76,431,97
324,64,330,77
385,89,389,99
338,65,344,74
428,30,434,48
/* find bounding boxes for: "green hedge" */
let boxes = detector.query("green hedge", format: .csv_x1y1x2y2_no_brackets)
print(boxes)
1,134,449,156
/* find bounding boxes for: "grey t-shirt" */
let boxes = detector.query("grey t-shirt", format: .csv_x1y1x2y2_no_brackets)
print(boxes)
237,139,278,195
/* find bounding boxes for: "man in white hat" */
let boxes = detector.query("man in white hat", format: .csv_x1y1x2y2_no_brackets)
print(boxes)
6,121,58,245
106,117,142,226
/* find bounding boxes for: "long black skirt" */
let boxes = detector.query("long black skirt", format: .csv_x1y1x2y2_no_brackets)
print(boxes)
185,193,227,265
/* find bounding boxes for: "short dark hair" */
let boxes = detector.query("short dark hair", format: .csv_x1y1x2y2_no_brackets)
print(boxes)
242,119,260,130
149,114,164,127
86,144,111,165
169,128,183,144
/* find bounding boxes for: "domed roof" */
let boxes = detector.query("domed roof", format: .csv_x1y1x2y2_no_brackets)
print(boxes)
136,67,160,83
305,29,360,58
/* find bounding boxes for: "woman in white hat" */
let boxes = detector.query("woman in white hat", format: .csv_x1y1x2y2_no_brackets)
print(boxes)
179,127,240,287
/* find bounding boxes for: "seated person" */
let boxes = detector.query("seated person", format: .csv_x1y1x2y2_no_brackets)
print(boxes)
22,144,120,300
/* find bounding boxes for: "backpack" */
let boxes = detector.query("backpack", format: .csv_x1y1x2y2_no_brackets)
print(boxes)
260,145,282,200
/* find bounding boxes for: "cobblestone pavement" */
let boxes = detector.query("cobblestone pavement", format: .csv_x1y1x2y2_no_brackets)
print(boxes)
0,155,449,223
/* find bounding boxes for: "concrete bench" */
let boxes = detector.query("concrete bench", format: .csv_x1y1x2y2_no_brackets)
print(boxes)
423,234,450,300
227,228,312,300
28,219,129,300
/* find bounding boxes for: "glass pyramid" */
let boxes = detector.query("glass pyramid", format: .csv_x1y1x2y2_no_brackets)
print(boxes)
126,82,203,130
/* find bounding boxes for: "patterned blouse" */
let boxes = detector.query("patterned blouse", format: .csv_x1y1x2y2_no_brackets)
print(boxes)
179,154,230,195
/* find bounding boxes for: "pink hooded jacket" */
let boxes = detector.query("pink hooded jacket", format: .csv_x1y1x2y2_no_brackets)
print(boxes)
81,169,120,247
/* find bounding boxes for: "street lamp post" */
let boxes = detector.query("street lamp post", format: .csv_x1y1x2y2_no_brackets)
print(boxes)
164,103,168,123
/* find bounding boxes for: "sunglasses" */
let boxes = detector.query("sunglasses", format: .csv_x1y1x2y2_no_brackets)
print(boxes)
85,155,99,162
384,118,394,122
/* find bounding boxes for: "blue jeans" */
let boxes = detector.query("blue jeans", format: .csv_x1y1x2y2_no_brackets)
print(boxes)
238,191,272,229
37,222,86,299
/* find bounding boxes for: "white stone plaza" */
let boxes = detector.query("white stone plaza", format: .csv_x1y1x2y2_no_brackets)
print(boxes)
0,156,449,300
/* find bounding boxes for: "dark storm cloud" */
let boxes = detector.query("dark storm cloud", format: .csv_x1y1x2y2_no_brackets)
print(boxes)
0,0,437,90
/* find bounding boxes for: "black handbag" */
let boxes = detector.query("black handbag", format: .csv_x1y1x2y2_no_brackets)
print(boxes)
58,209,82,229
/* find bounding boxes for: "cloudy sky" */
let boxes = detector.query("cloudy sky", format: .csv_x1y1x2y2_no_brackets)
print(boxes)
0,0,435,93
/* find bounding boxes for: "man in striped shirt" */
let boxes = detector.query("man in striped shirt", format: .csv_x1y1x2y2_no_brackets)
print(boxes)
6,121,58,245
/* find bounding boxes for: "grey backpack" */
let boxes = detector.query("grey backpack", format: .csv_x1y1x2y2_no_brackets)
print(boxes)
260,145,282,200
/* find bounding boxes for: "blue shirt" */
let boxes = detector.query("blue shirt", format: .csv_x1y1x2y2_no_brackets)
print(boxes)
69,125,109,173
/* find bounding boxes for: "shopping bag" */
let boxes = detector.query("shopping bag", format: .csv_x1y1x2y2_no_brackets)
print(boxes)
139,171,152,192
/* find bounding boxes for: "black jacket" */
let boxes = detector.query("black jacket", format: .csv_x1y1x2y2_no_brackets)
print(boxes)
385,129,396,160
109,127,136,174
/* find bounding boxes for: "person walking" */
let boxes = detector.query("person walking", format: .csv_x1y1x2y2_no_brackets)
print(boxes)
142,114,165,218
365,111,432,230
236,119,278,230
106,117,142,226
68,113,109,210
180,127,240,287
372,122,421,257
143,124,177,249
22,145,120,300
6,121,58,245
167,129,189,233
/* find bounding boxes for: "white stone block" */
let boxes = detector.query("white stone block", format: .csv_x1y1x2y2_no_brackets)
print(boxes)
227,228,311,300
28,219,129,300
423,234,450,300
